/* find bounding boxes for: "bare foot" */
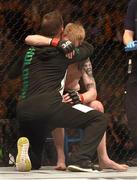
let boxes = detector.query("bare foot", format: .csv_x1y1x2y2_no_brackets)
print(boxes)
99,159,128,171
54,162,66,171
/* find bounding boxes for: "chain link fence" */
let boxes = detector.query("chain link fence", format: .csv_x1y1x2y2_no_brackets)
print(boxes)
0,0,136,166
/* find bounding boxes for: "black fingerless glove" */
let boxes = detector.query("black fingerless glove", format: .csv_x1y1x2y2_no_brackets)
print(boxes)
67,89,81,105
50,38,75,54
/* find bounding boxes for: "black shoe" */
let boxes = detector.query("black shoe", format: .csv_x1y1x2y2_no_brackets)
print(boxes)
67,160,102,172
126,158,137,167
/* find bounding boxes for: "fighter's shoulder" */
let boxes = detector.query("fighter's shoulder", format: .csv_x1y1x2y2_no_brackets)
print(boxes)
79,41,94,53
77,58,92,71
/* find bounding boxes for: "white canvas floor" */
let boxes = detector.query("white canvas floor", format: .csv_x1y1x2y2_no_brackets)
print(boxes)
0,166,137,180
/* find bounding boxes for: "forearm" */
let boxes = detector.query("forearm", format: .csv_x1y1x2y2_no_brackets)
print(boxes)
25,35,75,55
81,88,97,104
25,35,52,46
123,30,134,45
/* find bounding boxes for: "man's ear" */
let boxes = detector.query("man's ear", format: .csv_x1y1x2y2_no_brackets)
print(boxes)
58,27,64,38
61,27,64,32
61,27,64,36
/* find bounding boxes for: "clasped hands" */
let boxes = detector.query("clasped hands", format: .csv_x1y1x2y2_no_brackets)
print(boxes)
62,90,84,105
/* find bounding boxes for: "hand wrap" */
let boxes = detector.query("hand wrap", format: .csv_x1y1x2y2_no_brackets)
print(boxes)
67,89,84,105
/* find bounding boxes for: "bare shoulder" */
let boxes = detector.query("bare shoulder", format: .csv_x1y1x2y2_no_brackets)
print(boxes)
79,58,96,90
77,58,92,72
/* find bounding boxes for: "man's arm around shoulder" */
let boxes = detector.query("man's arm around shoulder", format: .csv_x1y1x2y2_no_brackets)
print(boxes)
71,41,94,63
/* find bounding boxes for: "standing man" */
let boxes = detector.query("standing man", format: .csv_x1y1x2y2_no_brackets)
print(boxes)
123,0,137,166
16,11,107,172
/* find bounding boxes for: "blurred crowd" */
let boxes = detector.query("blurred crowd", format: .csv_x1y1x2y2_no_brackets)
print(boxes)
0,0,136,165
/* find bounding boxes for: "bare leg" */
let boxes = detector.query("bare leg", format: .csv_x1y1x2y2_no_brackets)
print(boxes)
88,100,128,171
52,128,66,170
97,133,128,171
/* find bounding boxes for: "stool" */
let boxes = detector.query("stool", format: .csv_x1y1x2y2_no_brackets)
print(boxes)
64,128,83,156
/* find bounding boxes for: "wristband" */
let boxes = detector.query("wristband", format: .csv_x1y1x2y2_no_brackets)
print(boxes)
51,38,60,47
48,38,52,45
79,94,84,103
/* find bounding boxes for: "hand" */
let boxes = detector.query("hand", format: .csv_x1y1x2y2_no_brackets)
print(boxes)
62,93,73,104
126,40,137,48
57,40,75,54
65,51,75,59
67,89,82,105
51,38,75,54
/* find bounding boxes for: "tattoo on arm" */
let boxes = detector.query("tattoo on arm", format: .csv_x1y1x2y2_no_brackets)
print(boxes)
80,58,96,90
83,59,92,75
86,82,95,90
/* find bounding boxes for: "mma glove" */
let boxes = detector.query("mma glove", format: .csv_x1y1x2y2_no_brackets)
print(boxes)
67,89,84,105
50,38,75,54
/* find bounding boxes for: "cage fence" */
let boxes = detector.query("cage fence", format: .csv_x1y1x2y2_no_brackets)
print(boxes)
0,0,136,166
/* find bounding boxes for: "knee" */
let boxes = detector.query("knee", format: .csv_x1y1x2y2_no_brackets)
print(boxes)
88,100,104,113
